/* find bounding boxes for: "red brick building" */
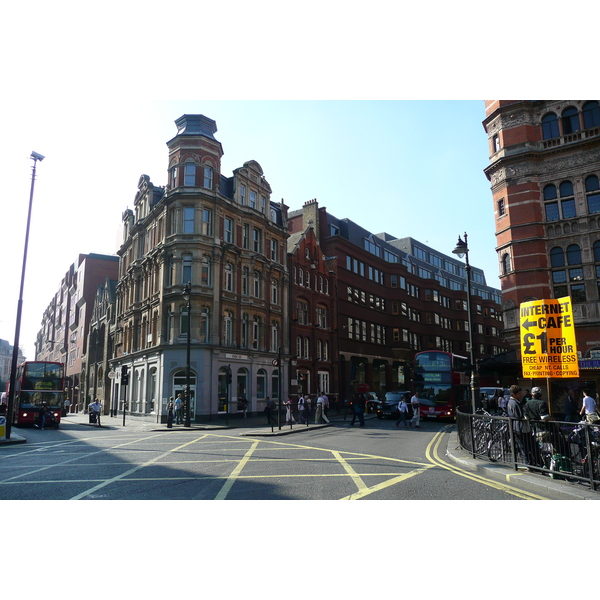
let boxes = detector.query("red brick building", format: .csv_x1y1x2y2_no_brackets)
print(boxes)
483,100,600,405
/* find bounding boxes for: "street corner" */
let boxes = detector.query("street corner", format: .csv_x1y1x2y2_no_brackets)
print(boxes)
0,432,27,445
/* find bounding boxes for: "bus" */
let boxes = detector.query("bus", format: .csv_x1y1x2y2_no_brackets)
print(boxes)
7,361,65,427
412,351,470,420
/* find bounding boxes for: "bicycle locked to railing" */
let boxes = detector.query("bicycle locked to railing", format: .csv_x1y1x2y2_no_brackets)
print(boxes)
456,408,600,490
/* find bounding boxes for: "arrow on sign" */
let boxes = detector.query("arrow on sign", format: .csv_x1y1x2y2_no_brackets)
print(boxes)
521,318,538,331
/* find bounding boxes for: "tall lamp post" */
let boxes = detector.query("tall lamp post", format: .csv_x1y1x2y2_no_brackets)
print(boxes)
6,152,45,440
452,233,480,413
183,282,192,427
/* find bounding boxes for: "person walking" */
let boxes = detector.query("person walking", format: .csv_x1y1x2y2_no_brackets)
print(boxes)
350,394,365,427
580,389,599,423
396,393,410,427
174,393,183,424
410,392,421,428
166,396,174,428
90,398,102,427
265,396,275,425
285,397,296,424
315,393,330,424
297,395,307,424
563,389,577,422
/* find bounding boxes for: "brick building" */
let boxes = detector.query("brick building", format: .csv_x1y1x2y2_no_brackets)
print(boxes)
288,200,509,403
483,100,600,407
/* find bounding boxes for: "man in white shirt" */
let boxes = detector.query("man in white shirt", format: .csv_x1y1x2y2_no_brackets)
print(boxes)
90,398,102,427
315,394,330,424
580,389,599,423
410,393,421,428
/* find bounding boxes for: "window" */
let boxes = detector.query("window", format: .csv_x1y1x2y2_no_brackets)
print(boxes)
583,101,600,129
271,321,279,351
224,263,234,292
256,368,266,398
252,317,261,350
493,134,500,152
567,244,582,265
203,166,213,189
242,224,250,249
239,185,246,205
224,217,233,244
202,209,212,236
542,113,559,140
296,300,308,325
501,253,511,275
201,257,211,286
586,175,600,214
316,306,328,329
183,207,195,233
184,163,196,186
223,311,233,346
250,191,257,209
241,314,249,348
253,271,261,298
560,181,576,219
253,228,261,253
182,254,192,284
270,239,278,262
271,279,279,304
260,196,266,214
562,107,581,134
550,247,565,268
180,306,189,336
171,167,178,188
199,308,209,343
242,267,249,296
498,198,506,216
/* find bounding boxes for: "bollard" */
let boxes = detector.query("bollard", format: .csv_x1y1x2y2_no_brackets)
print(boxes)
0,415,5,441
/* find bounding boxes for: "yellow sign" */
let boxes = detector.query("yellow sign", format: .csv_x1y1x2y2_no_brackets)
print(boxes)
520,297,579,379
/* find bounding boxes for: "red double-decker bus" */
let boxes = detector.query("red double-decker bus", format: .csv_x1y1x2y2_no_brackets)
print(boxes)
7,361,65,427
412,351,470,420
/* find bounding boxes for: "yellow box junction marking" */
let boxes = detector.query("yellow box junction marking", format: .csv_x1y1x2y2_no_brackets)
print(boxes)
519,297,579,378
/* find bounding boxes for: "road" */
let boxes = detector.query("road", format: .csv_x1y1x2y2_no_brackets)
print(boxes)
0,415,587,500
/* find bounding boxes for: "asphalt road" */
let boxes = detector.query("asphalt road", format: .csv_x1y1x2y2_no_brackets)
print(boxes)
0,416,587,500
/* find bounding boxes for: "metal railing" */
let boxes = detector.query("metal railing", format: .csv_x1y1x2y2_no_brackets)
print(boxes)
456,409,600,490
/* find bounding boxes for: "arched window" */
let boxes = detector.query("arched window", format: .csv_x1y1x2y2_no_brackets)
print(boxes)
542,113,559,139
224,263,234,292
567,244,582,265
583,101,600,129
501,253,511,275
559,181,576,219
543,184,557,200
223,310,233,346
256,368,267,399
559,181,574,197
550,247,565,268
201,256,211,286
562,107,581,134
271,321,279,352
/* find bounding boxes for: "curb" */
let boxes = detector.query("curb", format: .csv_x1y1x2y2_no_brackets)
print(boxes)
445,429,599,500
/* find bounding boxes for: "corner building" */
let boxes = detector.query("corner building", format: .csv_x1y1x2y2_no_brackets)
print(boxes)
483,100,600,402
112,115,289,422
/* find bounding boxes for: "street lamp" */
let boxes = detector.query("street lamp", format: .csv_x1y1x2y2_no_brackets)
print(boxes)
182,281,192,427
452,232,480,413
6,152,45,440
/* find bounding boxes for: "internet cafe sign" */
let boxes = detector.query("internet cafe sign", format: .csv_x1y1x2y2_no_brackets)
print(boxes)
520,297,579,379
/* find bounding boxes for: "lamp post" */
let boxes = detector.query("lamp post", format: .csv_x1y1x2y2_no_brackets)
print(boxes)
452,232,480,413
183,282,192,427
6,152,45,440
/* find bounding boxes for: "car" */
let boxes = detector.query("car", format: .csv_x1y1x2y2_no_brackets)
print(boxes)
376,391,411,419
365,392,382,413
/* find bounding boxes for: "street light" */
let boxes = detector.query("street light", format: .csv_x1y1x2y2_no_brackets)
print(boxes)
182,281,192,427
6,152,44,440
452,232,480,413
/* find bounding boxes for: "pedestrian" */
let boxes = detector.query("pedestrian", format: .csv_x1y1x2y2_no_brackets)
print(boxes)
285,398,296,424
507,385,541,467
349,394,365,427
488,390,500,415
563,389,577,422
90,398,102,427
239,397,248,418
297,395,307,423
166,396,174,427
265,396,275,425
64,398,70,417
396,393,409,428
580,389,599,424
499,391,509,416
174,393,183,424
524,387,551,422
410,392,421,428
39,401,51,430
315,393,330,424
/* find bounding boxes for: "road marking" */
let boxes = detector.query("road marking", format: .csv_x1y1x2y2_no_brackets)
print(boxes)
214,440,259,500
426,428,549,500
68,435,209,499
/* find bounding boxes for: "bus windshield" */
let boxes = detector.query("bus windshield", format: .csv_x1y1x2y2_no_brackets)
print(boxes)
17,391,63,409
413,382,465,407
22,362,64,391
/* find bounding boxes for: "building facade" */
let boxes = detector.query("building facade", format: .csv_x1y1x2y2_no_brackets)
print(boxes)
35,253,119,411
483,100,600,407
287,209,339,406
111,114,289,422
288,200,509,402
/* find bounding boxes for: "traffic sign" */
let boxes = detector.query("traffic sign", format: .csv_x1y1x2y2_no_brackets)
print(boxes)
520,297,579,378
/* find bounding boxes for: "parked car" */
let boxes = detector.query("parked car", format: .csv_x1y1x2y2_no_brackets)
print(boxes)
376,391,411,419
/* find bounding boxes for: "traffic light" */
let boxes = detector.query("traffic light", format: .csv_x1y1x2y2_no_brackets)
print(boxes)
226,367,232,385
121,365,129,386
